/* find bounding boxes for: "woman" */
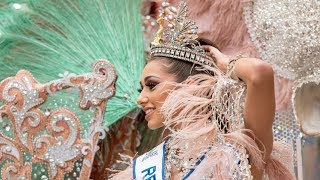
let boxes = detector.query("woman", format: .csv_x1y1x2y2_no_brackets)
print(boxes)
137,46,274,178
111,2,294,179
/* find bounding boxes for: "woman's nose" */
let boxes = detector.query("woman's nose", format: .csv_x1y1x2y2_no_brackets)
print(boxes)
137,95,149,105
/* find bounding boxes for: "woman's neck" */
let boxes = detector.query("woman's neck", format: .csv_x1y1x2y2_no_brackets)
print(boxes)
161,128,171,140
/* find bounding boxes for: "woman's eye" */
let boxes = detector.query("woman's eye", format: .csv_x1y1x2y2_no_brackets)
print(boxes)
137,88,142,93
146,82,158,91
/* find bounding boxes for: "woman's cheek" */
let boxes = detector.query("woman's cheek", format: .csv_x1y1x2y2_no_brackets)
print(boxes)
149,111,165,129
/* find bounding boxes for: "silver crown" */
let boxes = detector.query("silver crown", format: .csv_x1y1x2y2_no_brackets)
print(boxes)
150,2,215,67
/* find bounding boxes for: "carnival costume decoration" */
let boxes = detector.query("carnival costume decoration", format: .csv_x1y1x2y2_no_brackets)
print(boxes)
243,0,320,136
154,1,319,177
0,0,144,126
0,60,116,179
111,2,295,180
0,0,144,179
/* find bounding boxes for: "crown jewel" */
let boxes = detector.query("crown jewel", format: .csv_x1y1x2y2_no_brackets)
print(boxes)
150,2,215,67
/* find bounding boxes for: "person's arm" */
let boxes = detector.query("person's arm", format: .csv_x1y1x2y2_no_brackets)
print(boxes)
202,45,275,162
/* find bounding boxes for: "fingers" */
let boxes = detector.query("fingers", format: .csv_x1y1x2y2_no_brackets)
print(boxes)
201,45,214,57
201,45,230,73
201,45,216,52
202,45,223,59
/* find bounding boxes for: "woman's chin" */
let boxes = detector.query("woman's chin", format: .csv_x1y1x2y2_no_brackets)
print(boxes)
147,119,164,130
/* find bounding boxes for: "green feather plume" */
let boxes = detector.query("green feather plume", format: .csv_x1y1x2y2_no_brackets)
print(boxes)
0,0,145,126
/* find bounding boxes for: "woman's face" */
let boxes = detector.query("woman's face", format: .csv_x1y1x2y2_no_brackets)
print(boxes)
137,59,177,129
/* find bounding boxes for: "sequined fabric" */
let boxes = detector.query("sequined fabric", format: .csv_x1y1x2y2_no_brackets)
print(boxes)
243,1,320,174
272,104,300,168
243,0,320,80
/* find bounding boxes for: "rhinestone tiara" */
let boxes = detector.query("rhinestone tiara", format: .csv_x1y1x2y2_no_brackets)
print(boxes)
150,2,215,67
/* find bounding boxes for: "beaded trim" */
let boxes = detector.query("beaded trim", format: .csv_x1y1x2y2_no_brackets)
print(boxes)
151,45,215,67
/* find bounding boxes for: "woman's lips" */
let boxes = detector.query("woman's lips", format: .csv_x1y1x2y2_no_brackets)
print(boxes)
145,109,155,120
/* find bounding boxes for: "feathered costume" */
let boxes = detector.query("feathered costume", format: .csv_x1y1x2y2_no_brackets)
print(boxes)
163,0,320,178
111,2,295,179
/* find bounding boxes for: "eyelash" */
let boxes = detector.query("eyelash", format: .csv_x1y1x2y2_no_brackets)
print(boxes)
146,82,158,90
138,81,159,93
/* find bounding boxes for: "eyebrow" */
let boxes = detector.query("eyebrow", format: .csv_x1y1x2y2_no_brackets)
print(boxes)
140,76,160,87
144,75,159,82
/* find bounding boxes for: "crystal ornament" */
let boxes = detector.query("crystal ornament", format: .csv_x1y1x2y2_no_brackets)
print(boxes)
150,2,216,68
243,0,320,80
0,60,116,179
